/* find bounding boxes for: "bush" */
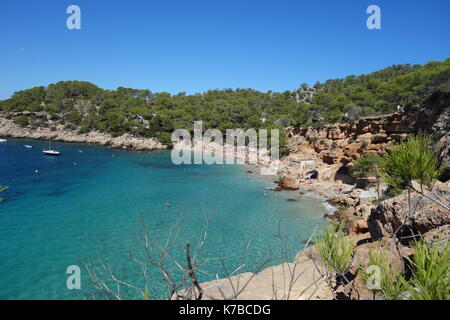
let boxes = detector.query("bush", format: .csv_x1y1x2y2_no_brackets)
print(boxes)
352,152,382,177
404,238,450,300
358,246,408,300
359,238,450,300
14,115,30,127
315,223,357,275
380,135,443,191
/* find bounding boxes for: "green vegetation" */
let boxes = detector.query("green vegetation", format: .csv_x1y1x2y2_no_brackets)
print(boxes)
358,246,408,300
353,152,383,198
352,152,383,178
380,135,444,192
0,58,449,145
13,115,30,127
379,135,449,235
315,223,357,275
359,239,449,300
404,238,450,300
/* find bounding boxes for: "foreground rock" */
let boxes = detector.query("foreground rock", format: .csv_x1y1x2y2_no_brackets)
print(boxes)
0,118,166,151
367,181,450,241
338,240,414,300
194,247,331,300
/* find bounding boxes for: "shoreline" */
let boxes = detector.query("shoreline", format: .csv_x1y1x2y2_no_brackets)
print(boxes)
0,118,167,151
1,124,375,301
1,118,342,216
242,162,339,216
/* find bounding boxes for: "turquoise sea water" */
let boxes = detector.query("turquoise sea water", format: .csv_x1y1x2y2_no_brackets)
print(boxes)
0,138,326,299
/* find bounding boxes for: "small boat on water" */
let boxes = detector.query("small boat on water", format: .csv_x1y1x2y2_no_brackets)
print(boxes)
24,145,33,148
43,150,60,156
0,139,7,142
43,140,60,156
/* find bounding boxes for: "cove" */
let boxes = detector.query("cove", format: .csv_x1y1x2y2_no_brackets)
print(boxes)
0,138,326,299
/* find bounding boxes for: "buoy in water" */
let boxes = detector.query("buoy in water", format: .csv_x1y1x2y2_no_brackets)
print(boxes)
165,202,171,207
35,169,39,173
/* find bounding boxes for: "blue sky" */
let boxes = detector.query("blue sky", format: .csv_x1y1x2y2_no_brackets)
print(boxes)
0,0,449,99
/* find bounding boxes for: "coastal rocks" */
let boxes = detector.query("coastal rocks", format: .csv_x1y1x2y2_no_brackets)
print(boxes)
357,133,373,142
350,240,414,276
423,224,450,243
347,219,369,236
324,189,376,223
278,175,300,190
326,125,348,140
326,207,355,221
412,202,450,234
371,133,389,144
0,118,166,151
313,139,333,152
106,133,166,150
368,182,450,241
337,240,414,300
353,202,375,220
327,194,356,208
283,107,429,180
320,149,345,165
368,194,410,241
195,246,332,300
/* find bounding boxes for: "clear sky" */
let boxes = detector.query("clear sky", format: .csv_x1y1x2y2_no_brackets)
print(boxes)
0,0,449,99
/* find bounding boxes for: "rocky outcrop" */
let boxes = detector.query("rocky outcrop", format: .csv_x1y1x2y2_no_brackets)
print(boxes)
285,110,417,171
367,195,407,241
326,190,376,221
413,202,450,234
367,181,450,241
338,240,414,300
278,175,300,190
423,224,450,243
414,91,450,181
284,91,449,184
0,118,166,151
194,246,331,300
347,219,369,236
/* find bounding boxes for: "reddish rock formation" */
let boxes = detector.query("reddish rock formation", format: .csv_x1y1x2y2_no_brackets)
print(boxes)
367,182,450,241
284,91,450,184
278,175,300,190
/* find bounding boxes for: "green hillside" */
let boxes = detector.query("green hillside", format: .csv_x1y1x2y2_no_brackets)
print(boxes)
1,58,449,146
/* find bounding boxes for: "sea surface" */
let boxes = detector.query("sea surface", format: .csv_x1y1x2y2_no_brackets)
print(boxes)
0,138,326,299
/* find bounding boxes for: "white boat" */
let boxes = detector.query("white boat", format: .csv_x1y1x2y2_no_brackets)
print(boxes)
43,150,61,156
43,141,60,156
0,139,7,142
24,145,33,148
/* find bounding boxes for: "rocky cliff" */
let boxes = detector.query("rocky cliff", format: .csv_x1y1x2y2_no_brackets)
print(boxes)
282,91,450,182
